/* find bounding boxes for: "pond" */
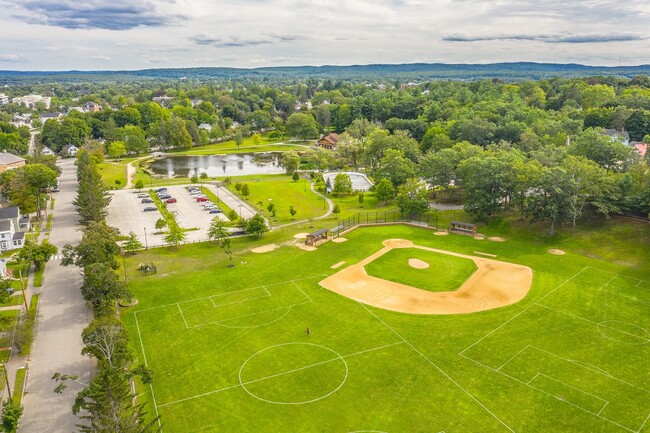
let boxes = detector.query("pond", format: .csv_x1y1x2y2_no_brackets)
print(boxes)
147,153,286,178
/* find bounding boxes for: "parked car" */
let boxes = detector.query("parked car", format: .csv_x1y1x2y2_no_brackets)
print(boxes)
208,208,223,214
201,201,214,207
190,190,201,196
143,207,157,212
165,198,177,204
204,205,216,210
196,196,209,202
158,194,171,200
141,198,154,203
155,187,167,193
137,193,149,198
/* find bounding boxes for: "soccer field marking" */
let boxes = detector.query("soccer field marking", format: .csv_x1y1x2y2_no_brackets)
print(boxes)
637,411,650,433
177,304,189,329
599,288,650,307
357,302,516,433
459,267,589,357
496,345,531,371
134,312,163,431
535,303,650,344
157,341,404,409
526,372,610,411
134,274,329,314
210,292,271,308
292,280,313,303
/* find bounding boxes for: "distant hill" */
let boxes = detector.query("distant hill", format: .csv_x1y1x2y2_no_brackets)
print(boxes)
1,62,650,83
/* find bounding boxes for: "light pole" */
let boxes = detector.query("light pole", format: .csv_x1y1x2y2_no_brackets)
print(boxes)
238,204,243,218
143,227,148,250
1,362,11,401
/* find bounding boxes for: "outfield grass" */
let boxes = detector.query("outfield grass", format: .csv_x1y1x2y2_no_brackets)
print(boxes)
121,221,650,433
365,248,477,292
98,162,127,190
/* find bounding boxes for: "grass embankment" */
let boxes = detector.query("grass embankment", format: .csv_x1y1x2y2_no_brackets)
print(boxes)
20,294,39,357
148,191,197,233
98,162,127,189
46,214,53,231
12,367,26,404
33,265,44,287
365,248,478,292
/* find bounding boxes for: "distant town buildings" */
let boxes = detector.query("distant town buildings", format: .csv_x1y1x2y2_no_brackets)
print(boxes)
11,94,52,109
40,112,63,123
0,93,9,106
82,101,101,112
317,133,340,150
152,95,174,106
11,114,31,127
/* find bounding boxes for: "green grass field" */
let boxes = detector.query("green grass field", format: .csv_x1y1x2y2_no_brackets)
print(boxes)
365,248,477,292
122,224,650,433
98,162,127,189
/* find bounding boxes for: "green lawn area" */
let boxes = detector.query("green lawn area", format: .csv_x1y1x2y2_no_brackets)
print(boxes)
168,133,307,156
98,162,127,190
12,367,26,404
365,248,477,292
0,294,24,307
0,310,19,332
121,219,650,433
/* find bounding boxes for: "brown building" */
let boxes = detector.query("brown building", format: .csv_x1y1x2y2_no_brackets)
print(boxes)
317,133,340,150
0,152,26,173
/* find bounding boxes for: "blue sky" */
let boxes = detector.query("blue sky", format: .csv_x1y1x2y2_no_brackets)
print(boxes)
0,0,648,70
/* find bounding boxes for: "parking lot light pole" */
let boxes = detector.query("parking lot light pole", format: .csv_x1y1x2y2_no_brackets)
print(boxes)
238,204,243,217
144,227,148,250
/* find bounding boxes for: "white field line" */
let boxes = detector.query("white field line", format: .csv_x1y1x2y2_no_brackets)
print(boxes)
637,411,650,433
460,267,589,356
135,274,328,314
597,401,610,416
598,289,650,307
177,304,189,329
358,302,516,433
134,312,162,430
292,280,313,303
157,341,405,408
496,345,531,372
527,372,609,408
188,301,312,329
526,373,609,416
210,293,270,309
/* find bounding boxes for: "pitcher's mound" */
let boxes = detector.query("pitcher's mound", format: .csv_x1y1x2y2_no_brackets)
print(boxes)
293,233,308,239
332,237,347,243
252,244,278,253
408,258,429,269
488,236,506,242
548,249,566,255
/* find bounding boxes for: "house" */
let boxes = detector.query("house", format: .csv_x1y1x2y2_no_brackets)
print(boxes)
40,112,63,123
317,133,340,150
152,95,174,106
62,144,79,157
12,94,51,109
0,93,8,106
40,146,55,156
632,142,647,158
198,123,213,132
0,206,30,251
190,99,203,107
0,152,26,173
10,114,31,127
68,106,84,114
82,101,101,112
602,129,630,145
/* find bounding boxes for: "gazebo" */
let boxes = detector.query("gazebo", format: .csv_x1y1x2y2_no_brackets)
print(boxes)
449,221,477,237
305,229,329,246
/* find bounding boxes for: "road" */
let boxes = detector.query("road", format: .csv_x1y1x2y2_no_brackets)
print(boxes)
20,159,91,433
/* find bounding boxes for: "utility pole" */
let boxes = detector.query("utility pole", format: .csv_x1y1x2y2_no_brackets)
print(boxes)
143,227,148,250
18,269,28,311
2,361,12,401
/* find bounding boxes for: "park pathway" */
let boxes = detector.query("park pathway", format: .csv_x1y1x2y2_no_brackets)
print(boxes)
272,180,334,229
20,159,91,433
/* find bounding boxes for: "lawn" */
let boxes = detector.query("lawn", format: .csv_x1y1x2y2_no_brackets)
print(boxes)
364,248,477,292
168,133,306,156
121,221,650,433
98,162,127,190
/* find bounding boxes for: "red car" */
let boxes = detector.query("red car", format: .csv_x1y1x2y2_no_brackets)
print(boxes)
196,196,208,202
165,198,177,204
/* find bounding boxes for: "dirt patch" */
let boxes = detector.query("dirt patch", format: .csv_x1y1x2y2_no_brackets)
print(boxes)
293,232,309,239
474,234,485,240
251,244,278,253
296,243,317,251
488,236,506,242
320,239,532,315
548,249,566,255
408,258,429,269
434,231,449,236
332,237,348,243
330,261,346,269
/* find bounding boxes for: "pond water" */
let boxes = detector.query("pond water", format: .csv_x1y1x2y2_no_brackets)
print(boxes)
147,153,286,178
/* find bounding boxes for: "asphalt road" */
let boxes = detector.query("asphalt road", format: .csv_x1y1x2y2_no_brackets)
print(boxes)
20,159,92,433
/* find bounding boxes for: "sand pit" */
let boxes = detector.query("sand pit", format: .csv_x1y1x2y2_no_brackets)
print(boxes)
293,232,308,239
330,261,346,269
332,237,348,243
296,243,317,251
408,258,429,269
251,244,278,253
488,236,506,242
548,249,566,255
320,239,532,315
434,231,449,236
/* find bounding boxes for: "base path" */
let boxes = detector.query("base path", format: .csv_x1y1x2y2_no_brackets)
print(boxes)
319,239,532,315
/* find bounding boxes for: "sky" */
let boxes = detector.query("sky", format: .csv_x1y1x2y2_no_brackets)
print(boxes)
0,0,649,71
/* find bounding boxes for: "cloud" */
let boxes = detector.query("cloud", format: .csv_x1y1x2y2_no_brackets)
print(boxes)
13,0,185,30
90,55,111,61
0,54,28,62
188,33,307,48
443,32,646,44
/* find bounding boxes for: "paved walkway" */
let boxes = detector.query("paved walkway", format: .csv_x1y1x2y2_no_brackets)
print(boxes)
20,159,91,433
273,180,334,229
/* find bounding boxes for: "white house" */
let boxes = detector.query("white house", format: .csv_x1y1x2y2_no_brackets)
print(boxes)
12,94,52,109
0,94,9,106
602,129,630,145
198,123,213,131
62,144,79,157
40,146,55,156
0,207,30,251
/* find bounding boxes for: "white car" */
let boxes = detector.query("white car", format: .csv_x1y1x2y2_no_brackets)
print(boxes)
137,193,149,198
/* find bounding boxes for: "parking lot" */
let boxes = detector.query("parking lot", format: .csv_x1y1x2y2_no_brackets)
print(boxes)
107,186,230,247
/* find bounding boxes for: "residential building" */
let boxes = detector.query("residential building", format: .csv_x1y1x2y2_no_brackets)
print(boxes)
0,93,9,106
152,95,174,106
40,112,63,123
62,144,79,157
82,102,101,112
317,133,340,150
0,206,30,251
602,129,630,145
0,152,26,173
40,146,55,156
11,114,31,127
198,123,213,131
11,94,52,109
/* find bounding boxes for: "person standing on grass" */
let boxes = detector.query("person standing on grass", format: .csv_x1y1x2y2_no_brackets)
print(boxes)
306,327,310,336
